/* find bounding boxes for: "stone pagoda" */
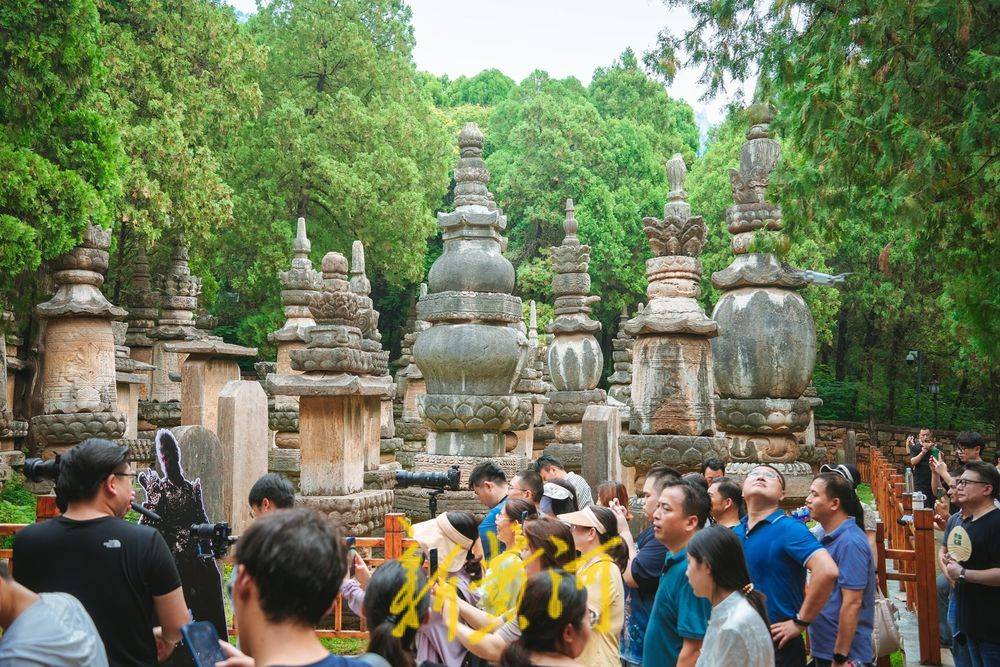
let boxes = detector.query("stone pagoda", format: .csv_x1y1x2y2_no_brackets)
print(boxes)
620,154,728,474
710,103,822,500
542,199,605,473
607,304,635,406
1,311,28,454
139,242,201,431
124,248,159,438
348,240,396,480
113,321,154,440
396,123,530,518
393,284,430,469
510,301,547,457
31,223,128,458
268,217,319,450
266,250,394,535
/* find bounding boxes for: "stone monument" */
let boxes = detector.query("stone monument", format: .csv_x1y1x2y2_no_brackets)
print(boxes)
113,321,154,439
267,217,319,451
124,247,158,438
710,103,822,500
543,199,605,473
607,304,635,406
511,301,547,458
31,223,127,457
266,250,394,535
620,155,728,474
396,123,530,518
139,242,201,431
394,284,430,469
1,311,28,453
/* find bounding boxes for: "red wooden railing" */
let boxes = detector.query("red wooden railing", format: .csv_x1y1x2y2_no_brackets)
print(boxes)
859,447,941,666
0,500,415,642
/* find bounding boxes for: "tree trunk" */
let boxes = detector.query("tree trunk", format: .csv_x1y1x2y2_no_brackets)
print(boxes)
885,322,904,423
835,304,849,381
948,375,967,430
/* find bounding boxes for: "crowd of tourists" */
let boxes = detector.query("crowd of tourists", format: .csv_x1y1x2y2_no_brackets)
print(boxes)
0,433,997,667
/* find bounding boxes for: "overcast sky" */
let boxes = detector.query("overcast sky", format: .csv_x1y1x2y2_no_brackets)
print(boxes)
224,0,752,135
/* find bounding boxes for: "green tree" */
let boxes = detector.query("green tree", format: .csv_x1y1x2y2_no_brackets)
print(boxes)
444,69,516,107
0,0,123,295
219,0,452,352
658,0,999,367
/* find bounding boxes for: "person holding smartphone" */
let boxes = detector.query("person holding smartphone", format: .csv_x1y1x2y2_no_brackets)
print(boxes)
908,428,938,506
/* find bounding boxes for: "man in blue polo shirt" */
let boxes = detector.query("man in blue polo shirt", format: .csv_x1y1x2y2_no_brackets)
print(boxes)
644,478,713,667
468,461,508,561
736,464,839,667
806,472,876,666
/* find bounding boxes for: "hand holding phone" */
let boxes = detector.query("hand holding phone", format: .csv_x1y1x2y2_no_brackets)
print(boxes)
181,621,227,667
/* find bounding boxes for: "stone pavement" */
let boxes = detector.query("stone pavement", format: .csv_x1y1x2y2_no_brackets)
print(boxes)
890,581,954,666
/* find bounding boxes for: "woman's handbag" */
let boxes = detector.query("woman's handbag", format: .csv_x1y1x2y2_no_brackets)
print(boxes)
872,588,903,657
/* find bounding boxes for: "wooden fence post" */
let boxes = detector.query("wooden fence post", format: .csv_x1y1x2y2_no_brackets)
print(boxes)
913,508,941,665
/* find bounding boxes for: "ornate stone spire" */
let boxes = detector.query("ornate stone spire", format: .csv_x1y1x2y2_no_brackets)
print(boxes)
350,240,388,375
125,245,158,346
607,304,635,405
411,122,529,464
31,223,127,450
270,218,320,346
710,100,822,488
620,155,726,474
152,240,201,340
543,198,604,471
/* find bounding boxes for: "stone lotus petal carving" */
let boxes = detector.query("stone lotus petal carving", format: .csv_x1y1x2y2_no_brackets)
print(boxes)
619,434,730,472
642,214,706,257
419,394,528,432
544,389,606,422
715,397,815,434
31,411,126,444
307,290,360,327
138,400,182,427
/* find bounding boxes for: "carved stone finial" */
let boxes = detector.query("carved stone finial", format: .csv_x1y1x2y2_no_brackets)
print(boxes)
349,240,370,297
666,154,687,201
293,217,311,260
418,283,427,299
562,198,578,242
529,300,537,331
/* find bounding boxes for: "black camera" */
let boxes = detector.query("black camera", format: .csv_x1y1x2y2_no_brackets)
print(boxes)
190,522,235,561
22,457,60,483
395,466,461,491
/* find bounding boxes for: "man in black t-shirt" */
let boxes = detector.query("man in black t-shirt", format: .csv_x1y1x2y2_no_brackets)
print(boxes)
907,428,937,504
13,439,189,666
943,461,1000,664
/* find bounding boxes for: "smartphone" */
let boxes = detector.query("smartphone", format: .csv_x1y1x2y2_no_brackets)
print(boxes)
180,621,227,667
932,447,940,458
429,548,439,577
346,535,357,577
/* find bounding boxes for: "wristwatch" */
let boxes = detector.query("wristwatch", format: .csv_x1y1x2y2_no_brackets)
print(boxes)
833,652,849,665
959,567,967,581
793,613,810,628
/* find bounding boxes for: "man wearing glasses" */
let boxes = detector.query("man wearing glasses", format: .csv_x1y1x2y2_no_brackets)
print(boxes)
736,464,839,667
12,439,188,666
943,461,1000,665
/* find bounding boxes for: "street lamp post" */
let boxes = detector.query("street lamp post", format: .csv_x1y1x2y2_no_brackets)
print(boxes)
929,378,940,429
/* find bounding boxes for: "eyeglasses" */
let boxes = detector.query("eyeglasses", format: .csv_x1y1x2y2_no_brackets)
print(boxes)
954,478,990,488
113,472,138,478
587,608,599,626
748,470,779,480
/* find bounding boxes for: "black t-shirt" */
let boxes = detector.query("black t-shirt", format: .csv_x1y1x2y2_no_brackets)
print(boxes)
908,442,933,492
954,507,1000,641
12,515,182,666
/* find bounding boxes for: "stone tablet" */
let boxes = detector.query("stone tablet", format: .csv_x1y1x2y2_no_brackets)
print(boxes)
218,380,268,534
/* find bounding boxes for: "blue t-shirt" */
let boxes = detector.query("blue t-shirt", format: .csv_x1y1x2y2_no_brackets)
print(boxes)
736,509,824,622
479,498,506,561
642,546,711,667
620,527,669,664
809,519,876,662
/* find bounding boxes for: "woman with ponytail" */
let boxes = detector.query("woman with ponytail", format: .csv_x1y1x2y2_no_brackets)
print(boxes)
557,505,626,666
362,560,431,667
686,525,774,666
499,570,590,667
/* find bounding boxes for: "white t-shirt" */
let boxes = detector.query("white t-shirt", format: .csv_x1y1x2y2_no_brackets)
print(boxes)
0,592,108,666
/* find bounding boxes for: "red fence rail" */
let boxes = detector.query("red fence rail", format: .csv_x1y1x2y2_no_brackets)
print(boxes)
859,447,941,666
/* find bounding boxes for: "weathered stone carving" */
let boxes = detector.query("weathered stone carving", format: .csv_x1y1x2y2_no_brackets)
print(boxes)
266,247,394,535
542,200,605,471
141,241,202,430
710,102,824,497
114,320,154,440
607,305,635,405
620,155,727,473
1,311,28,460
398,123,527,518
31,223,128,455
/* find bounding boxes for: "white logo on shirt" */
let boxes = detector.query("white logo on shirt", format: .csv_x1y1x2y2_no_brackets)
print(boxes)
103,539,121,548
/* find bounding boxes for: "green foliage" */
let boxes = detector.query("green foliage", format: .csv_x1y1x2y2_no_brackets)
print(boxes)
662,0,1000,365
0,0,123,291
0,474,37,547
217,0,453,351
